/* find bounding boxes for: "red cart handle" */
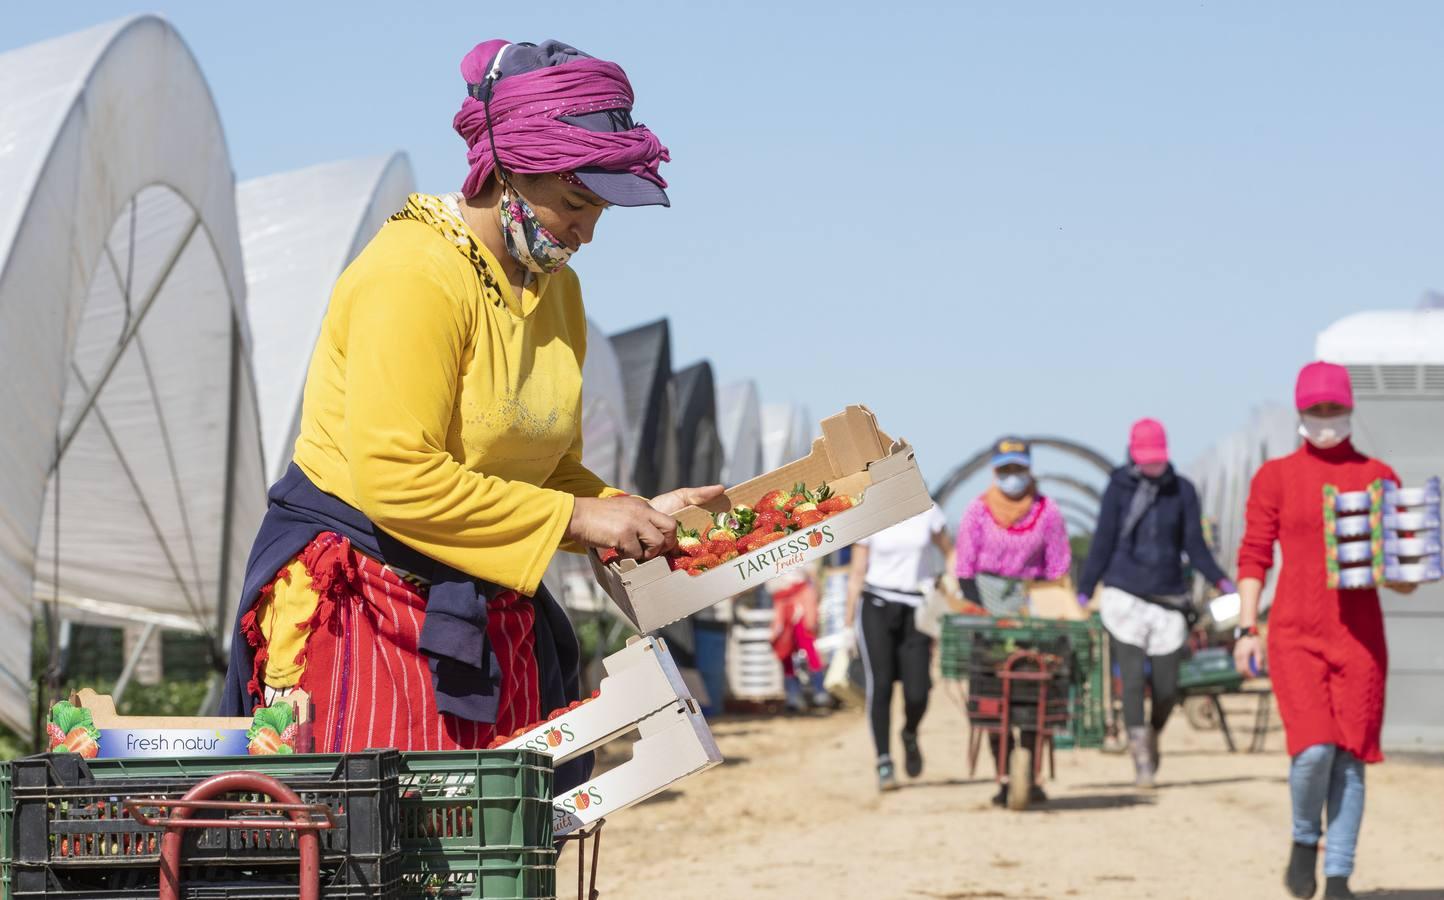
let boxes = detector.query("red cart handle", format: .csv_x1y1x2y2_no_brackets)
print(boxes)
121,797,337,831
125,771,329,900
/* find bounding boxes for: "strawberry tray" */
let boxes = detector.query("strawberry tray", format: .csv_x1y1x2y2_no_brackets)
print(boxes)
491,636,723,837
590,405,932,633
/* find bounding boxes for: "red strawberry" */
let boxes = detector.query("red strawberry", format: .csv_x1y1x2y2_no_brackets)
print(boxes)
598,548,620,564
755,511,787,533
756,490,788,512
686,553,721,572
591,689,601,699
818,496,857,514
248,726,283,755
751,531,786,549
46,723,66,750
64,726,99,758
706,539,738,557
795,509,826,528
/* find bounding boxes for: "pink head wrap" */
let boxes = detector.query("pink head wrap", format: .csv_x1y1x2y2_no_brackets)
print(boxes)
454,40,671,199
1295,361,1354,411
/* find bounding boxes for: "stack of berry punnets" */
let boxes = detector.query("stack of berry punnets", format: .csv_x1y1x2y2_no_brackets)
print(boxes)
1383,476,1443,583
1325,477,1444,589
590,405,934,634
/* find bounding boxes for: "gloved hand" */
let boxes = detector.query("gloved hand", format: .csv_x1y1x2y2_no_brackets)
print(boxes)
1218,578,1238,594
1077,592,1091,607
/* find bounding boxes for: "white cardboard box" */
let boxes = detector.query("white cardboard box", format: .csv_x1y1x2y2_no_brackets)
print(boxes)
493,636,723,834
590,406,932,632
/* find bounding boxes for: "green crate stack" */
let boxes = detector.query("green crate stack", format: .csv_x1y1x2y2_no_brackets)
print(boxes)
940,614,1109,749
400,848,556,900
52,748,557,899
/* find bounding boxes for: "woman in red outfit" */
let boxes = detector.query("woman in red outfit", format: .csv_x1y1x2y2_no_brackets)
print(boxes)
1234,362,1417,900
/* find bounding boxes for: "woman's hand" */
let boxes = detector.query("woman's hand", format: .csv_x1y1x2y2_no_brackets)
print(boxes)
1385,581,1419,595
648,484,726,516
567,495,679,561
1233,635,1263,677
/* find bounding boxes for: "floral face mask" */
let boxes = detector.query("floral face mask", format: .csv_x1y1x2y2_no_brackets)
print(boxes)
499,183,574,274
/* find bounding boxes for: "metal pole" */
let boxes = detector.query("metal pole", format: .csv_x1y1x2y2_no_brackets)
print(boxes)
112,621,158,707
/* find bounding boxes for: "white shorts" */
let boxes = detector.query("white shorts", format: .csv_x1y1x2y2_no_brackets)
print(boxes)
1099,586,1188,657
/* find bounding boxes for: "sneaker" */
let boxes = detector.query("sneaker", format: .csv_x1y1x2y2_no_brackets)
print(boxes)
1323,876,1355,899
1028,784,1048,805
991,784,1007,807
877,757,900,792
901,730,923,778
810,688,837,709
1285,843,1318,899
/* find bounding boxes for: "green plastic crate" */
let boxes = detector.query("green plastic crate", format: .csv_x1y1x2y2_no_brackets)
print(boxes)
399,848,556,900
941,614,1109,749
73,748,554,853
395,751,554,851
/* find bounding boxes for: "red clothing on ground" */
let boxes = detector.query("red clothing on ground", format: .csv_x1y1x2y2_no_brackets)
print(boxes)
242,532,540,752
1237,441,1397,763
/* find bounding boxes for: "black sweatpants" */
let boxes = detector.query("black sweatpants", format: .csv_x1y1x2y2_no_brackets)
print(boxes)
858,590,932,758
1112,639,1182,731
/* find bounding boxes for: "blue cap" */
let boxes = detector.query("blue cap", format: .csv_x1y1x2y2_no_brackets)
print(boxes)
991,436,1031,469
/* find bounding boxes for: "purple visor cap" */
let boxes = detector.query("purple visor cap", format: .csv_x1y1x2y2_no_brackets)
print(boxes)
561,110,670,208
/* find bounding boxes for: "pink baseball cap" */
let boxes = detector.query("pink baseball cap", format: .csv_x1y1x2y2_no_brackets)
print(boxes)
1128,418,1169,466
1295,361,1354,411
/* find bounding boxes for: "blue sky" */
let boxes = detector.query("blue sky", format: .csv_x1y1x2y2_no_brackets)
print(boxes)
7,2,1443,516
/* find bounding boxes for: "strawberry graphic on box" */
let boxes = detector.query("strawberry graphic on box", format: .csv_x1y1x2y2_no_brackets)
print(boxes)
808,530,824,548
547,728,564,747
573,790,591,810
47,701,100,758
246,701,298,755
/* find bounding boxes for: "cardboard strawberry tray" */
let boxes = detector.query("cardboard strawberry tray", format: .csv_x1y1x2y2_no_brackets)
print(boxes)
488,635,723,837
590,405,932,633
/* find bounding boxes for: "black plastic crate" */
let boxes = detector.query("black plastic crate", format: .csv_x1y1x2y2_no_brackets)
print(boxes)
11,751,400,868
12,852,401,899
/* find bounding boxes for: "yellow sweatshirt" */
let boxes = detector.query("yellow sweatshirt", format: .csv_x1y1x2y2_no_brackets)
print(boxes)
291,193,621,598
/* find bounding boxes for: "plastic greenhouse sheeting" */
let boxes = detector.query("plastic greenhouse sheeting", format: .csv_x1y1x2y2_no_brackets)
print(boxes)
239,153,417,479
670,361,724,491
0,16,267,739
610,318,675,497
761,403,815,473
717,380,763,487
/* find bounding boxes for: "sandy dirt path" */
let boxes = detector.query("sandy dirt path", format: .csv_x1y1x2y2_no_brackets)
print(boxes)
584,689,1443,899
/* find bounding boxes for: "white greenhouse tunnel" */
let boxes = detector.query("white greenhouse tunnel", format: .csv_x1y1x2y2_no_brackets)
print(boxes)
0,16,267,739
239,153,418,480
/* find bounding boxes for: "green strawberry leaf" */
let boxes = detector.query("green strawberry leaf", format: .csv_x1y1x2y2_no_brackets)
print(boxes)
49,701,100,741
247,701,296,741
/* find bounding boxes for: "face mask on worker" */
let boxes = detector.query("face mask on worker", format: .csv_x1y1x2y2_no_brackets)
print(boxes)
997,473,1032,499
1137,461,1168,479
499,183,575,274
1299,413,1351,449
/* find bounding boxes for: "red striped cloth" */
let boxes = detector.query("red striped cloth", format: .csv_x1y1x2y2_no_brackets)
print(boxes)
242,532,540,751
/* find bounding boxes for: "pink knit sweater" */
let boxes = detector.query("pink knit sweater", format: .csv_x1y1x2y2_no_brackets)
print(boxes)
954,495,1072,581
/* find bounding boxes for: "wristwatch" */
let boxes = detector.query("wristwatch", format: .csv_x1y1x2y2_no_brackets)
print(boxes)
1233,624,1259,640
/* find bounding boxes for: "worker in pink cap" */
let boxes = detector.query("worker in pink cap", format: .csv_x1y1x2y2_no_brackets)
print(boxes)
1235,361,1415,900
1078,418,1234,788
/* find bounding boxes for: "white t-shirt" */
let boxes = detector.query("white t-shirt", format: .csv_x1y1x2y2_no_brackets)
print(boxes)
858,504,948,607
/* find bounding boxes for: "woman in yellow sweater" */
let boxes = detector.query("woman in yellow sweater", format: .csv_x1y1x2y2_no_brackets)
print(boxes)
221,40,716,782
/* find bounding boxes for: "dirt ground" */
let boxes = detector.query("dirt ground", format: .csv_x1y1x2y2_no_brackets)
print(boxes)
583,688,1444,900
